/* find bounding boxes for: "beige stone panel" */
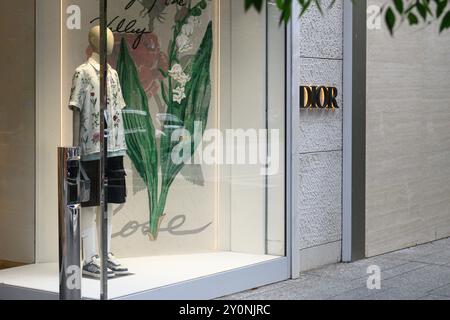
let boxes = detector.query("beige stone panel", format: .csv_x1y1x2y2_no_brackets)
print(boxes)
366,6,450,256
0,0,36,263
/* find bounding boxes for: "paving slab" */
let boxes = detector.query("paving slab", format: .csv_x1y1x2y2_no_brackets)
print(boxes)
419,295,450,300
231,275,365,300
427,283,450,298
223,237,450,300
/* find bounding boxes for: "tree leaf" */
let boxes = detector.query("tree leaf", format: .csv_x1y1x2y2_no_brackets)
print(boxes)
385,7,396,35
245,0,264,11
394,0,404,13
416,1,428,20
440,10,450,31
407,12,419,25
436,0,448,18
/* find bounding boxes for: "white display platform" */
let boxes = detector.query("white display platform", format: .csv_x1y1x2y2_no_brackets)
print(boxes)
0,252,288,300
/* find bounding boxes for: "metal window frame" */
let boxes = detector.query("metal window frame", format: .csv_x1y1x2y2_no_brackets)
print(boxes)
286,15,299,278
99,0,109,300
342,0,367,262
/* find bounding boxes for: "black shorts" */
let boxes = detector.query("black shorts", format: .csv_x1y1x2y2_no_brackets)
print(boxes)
81,156,127,208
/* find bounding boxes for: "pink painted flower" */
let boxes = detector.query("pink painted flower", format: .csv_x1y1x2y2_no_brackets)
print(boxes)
86,32,168,98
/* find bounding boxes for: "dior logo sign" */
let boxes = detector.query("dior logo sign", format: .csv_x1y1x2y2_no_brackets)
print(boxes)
300,86,339,110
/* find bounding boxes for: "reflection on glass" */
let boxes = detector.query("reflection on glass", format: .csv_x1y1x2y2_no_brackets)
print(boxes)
98,0,286,262
0,0,287,300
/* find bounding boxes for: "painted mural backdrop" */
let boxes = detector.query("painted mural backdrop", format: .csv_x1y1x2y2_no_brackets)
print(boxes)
118,1,213,241
86,1,213,241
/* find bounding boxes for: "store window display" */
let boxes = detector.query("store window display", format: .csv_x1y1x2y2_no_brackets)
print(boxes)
69,26,129,278
0,0,287,300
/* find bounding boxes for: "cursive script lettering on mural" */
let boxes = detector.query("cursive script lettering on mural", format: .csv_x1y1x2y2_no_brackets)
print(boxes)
90,0,187,49
113,214,212,239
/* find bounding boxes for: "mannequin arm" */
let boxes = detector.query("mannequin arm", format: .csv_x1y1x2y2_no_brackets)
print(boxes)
72,108,80,147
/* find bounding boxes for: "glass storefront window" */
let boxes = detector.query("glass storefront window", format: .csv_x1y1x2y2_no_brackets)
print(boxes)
0,0,287,300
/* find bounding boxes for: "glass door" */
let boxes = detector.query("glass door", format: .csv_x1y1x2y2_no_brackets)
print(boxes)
97,0,287,299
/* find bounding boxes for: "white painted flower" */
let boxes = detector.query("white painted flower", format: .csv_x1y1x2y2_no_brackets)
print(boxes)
176,34,193,53
168,64,191,86
173,86,186,104
168,63,183,76
177,73,191,86
187,16,201,27
182,23,194,37
176,16,201,54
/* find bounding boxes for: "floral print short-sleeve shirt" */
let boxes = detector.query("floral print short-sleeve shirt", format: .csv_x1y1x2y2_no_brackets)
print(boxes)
69,54,127,160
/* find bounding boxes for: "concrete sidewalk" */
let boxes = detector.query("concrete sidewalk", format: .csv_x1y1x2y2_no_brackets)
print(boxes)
223,238,450,300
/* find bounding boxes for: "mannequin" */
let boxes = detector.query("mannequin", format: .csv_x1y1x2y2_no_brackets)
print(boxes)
72,26,114,145
70,26,128,278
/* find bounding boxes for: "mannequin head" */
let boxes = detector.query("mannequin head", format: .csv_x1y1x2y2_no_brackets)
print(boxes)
89,26,114,56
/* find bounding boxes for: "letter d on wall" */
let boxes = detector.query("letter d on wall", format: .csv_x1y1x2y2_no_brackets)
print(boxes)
300,86,312,109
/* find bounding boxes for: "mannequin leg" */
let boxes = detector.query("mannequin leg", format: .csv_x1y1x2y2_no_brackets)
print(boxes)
81,207,98,262
107,204,113,253
91,204,113,253
82,206,114,259
104,204,128,274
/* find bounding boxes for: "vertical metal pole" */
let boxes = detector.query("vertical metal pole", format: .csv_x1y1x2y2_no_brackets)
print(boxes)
350,0,367,262
289,1,301,279
286,15,295,279
58,147,82,300
342,0,367,262
342,0,354,263
99,0,109,301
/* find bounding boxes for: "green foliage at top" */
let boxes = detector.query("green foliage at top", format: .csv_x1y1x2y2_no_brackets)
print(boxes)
245,0,450,35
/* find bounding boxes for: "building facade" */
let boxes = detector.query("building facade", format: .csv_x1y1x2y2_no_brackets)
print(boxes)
1,0,450,299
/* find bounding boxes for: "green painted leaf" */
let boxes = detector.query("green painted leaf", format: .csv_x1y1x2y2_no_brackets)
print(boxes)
116,38,159,236
155,22,214,237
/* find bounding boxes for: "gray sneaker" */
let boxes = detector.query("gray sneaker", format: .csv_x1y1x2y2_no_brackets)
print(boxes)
83,255,115,279
107,253,129,275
